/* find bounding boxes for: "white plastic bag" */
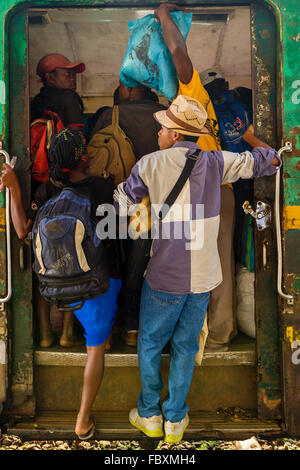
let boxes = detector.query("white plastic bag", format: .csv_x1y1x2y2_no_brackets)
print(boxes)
236,263,256,338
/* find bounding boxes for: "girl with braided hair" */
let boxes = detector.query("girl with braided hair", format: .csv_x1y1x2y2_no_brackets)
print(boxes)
48,127,87,184
1,128,121,440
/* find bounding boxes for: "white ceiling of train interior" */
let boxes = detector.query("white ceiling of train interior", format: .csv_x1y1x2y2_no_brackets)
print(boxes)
29,7,251,103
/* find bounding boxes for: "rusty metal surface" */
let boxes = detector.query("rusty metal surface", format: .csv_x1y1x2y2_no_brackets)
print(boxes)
0,310,7,411
277,1,300,438
6,410,281,442
34,334,256,367
282,315,300,436
34,363,257,412
6,9,34,414
251,3,282,421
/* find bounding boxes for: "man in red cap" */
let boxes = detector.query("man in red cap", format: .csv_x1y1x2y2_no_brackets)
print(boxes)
31,53,86,132
30,54,86,349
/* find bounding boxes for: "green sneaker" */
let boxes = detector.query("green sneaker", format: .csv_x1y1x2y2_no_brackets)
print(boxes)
164,413,189,443
129,408,164,438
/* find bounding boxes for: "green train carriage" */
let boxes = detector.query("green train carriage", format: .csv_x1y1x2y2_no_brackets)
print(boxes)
0,0,299,439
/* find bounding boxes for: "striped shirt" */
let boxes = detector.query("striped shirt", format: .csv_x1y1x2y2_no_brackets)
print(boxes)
114,141,281,294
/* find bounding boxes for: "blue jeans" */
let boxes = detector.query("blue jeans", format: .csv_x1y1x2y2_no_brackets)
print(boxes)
137,280,210,423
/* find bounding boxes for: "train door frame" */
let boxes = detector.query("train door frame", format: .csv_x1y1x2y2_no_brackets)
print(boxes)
251,3,281,421
6,8,33,417
0,0,299,437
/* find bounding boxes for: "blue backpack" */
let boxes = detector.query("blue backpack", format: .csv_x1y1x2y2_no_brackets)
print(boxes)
213,90,252,153
31,186,110,310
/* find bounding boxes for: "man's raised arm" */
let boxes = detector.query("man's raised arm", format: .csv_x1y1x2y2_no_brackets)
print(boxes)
154,3,193,85
220,147,281,184
242,124,272,150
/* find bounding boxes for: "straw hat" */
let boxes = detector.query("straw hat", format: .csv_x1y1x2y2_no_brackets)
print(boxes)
153,95,210,136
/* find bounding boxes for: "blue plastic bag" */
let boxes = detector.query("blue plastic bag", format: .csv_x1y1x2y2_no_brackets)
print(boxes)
120,12,193,102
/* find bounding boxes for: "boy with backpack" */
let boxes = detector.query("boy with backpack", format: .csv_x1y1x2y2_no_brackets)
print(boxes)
1,129,121,439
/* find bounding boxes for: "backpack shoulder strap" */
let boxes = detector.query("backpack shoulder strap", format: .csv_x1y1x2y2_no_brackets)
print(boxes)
159,149,201,220
46,120,53,150
112,106,119,126
30,118,48,128
64,183,97,219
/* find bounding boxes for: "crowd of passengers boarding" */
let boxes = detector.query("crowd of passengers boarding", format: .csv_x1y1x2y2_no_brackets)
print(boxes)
1,3,281,443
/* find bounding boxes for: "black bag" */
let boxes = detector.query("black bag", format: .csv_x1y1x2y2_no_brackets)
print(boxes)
125,150,201,291
31,186,110,310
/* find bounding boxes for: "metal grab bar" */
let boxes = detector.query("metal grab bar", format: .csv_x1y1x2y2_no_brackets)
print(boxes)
275,142,294,305
0,149,13,305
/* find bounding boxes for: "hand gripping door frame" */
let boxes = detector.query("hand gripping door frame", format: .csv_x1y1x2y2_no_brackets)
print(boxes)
0,148,15,307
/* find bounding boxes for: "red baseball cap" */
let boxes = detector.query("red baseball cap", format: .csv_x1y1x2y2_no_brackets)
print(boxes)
37,53,85,78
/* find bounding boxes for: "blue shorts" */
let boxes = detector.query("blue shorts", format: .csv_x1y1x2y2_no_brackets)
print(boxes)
72,278,122,347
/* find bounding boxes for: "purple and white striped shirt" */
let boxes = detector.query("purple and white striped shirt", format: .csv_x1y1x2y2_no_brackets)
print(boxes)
114,141,281,294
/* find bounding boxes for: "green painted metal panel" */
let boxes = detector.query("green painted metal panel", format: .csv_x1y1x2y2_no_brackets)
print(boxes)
279,2,300,296
6,8,34,414
283,157,300,178
294,277,300,294
284,180,300,207
278,0,300,440
251,2,282,421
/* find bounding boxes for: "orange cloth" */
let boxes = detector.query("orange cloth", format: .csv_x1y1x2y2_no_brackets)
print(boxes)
178,68,232,189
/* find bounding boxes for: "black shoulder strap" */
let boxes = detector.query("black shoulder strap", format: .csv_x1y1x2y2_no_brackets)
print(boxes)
159,149,201,221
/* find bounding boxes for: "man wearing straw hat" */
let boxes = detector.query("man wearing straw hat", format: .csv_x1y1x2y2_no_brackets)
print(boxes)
154,3,235,353
114,94,281,443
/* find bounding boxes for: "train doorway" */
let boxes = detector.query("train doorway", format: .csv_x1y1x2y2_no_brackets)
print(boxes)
4,2,283,437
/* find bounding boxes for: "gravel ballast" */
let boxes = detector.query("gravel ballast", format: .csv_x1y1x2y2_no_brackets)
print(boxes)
1,433,300,451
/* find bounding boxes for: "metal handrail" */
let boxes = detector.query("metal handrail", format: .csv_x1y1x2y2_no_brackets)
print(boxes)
0,149,12,304
275,142,294,305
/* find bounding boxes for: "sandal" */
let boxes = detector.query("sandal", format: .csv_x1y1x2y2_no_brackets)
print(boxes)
76,418,95,440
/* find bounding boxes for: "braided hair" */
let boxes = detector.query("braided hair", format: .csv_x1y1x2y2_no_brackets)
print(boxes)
48,128,86,184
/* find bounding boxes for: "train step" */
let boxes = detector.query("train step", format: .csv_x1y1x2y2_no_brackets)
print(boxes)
34,332,255,368
5,410,281,441
33,334,258,413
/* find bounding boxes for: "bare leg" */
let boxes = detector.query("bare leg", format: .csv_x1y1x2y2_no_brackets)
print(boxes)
35,290,55,348
75,343,106,435
59,311,84,347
